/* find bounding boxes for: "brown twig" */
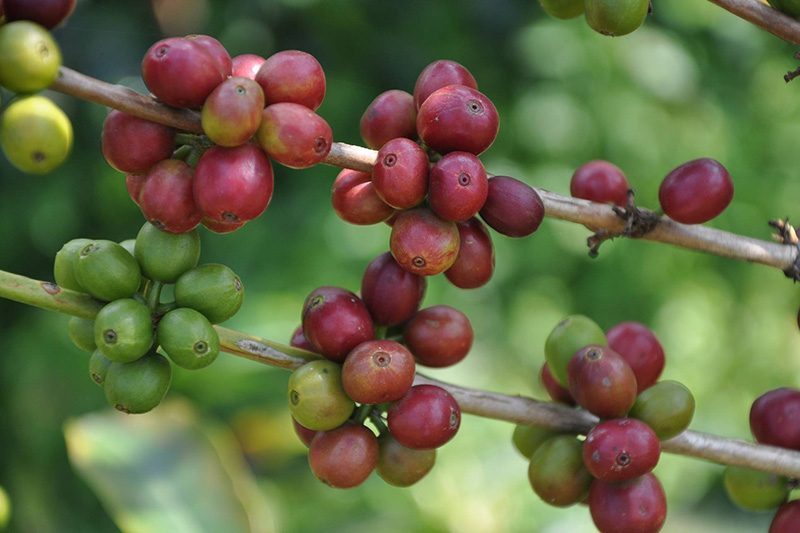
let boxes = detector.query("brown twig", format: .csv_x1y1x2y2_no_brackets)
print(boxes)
708,0,800,45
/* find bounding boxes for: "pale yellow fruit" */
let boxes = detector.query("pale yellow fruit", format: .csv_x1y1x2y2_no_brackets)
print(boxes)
1,96,73,174
0,21,62,93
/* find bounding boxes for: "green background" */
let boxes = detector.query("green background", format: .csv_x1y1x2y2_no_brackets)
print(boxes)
1,0,799,531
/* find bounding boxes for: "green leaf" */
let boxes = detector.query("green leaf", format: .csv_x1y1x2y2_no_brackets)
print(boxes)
64,399,274,533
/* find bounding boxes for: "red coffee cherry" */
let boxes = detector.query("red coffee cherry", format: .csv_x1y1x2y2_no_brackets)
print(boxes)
4,0,76,28
750,388,800,450
390,208,460,276
388,384,461,449
101,110,175,174
413,59,478,109
255,50,326,110
231,53,265,80
445,217,495,289
289,324,315,352
570,160,630,207
292,417,318,447
331,169,395,225
540,363,575,406
583,419,661,482
771,500,800,533
342,340,416,404
606,321,665,393
201,77,265,147
125,174,146,207
308,423,379,489
404,305,473,368
372,137,429,210
257,103,332,169
588,473,667,533
361,252,426,326
138,159,201,234
360,90,417,149
184,34,232,78
201,218,246,234
658,157,733,224
568,345,638,419
417,84,499,155
302,286,374,363
428,151,489,222
479,176,544,237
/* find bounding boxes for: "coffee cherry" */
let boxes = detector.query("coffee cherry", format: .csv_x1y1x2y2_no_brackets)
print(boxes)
388,384,460,449
428,152,489,222
770,500,800,533
174,264,244,324
629,380,695,440
126,174,146,206
371,137,429,209
583,419,660,482
568,345,638,419
404,305,473,368
135,222,200,284
287,360,355,431
157,308,220,370
138,159,202,234
361,252,426,326
1,95,72,174
479,176,545,238
54,238,93,292
331,169,395,225
194,144,274,224
75,240,141,301
723,466,790,511
292,417,318,447
201,77,265,147
570,160,629,207
88,349,112,387
445,217,495,289
585,0,650,37
606,322,665,393
342,340,416,404
377,434,436,487
512,424,560,458
141,36,228,109
104,351,172,415
750,388,800,450
658,158,733,225
200,217,246,234
0,21,61,93
302,287,374,362
255,50,326,110
390,208,460,276
119,239,136,257
94,298,153,363
540,363,576,406
539,0,584,19
101,110,175,174
231,53,266,79
4,0,76,28
257,103,332,169
544,314,607,387
308,423,378,488
528,435,593,507
588,473,667,533
413,59,478,109
360,90,417,149
68,316,96,352
290,325,315,352
417,84,499,155
184,34,231,78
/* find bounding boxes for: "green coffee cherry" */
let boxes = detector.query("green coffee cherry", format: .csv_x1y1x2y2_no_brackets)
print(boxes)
539,0,584,19
135,222,200,283
119,239,136,257
88,349,112,387
94,298,153,363
157,307,219,370
174,263,243,324
104,351,172,414
54,238,92,292
585,0,649,37
723,466,789,511
512,424,560,458
528,435,592,507
0,21,62,93
544,314,606,386
0,95,72,174
68,316,96,352
75,240,141,301
629,380,695,440
288,360,355,431
0,485,10,531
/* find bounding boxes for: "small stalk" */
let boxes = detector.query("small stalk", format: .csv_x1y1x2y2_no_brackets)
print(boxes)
146,281,163,312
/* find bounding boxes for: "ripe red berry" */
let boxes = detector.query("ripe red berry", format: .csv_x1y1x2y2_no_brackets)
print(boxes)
292,417,318,447
360,90,417,149
371,137,429,210
417,84,499,155
342,340,416,404
4,0,76,28
404,305,473,368
570,160,630,207
658,157,733,224
750,388,800,450
361,252,426,326
184,34,232,78
606,322,665,393
540,363,575,406
255,50,326,110
101,110,175,174
231,53,266,80
428,151,489,222
138,159,201,234
444,217,495,289
125,174,146,207
331,169,395,225
583,419,661,482
290,325,315,352
568,345,638,419
390,208,460,276
388,384,461,449
771,500,800,533
257,103,332,169
413,59,478,109
479,176,544,237
588,473,667,533
308,424,379,488
302,286,374,362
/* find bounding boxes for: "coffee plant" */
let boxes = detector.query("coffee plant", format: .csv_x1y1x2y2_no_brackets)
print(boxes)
2,0,800,531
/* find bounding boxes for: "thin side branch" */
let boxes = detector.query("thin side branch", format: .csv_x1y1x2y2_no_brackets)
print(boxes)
708,0,800,45
2,270,799,479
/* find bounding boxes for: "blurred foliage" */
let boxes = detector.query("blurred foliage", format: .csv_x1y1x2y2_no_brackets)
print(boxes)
0,0,799,531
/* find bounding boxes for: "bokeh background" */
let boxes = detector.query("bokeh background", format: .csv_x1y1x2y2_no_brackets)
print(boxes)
1,0,799,531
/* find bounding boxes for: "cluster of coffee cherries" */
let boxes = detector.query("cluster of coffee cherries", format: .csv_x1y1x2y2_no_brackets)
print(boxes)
570,157,734,226
0,0,75,174
333,59,545,289
537,0,650,37
283,250,474,488
55,222,243,414
103,37,331,234
722,387,800,531
513,316,696,532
